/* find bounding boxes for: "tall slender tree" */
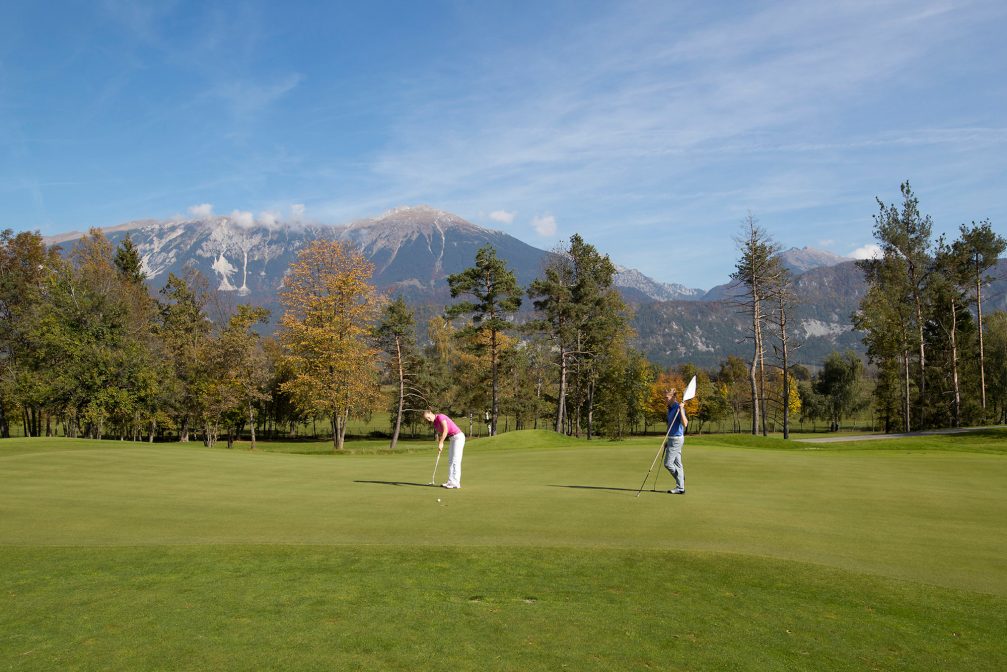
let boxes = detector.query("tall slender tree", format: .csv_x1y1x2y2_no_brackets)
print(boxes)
932,236,974,426
375,296,421,449
953,220,1006,414
446,244,522,436
769,266,798,439
855,258,915,432
731,214,783,435
872,182,933,426
528,247,577,433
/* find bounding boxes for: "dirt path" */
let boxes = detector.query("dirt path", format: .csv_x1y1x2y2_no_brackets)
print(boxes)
794,426,1003,443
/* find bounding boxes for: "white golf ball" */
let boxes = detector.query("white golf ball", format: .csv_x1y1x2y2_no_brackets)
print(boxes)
437,498,442,502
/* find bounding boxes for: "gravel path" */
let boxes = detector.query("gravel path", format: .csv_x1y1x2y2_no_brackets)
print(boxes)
794,426,1002,443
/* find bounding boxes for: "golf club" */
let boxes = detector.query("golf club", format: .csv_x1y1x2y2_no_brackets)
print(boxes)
636,376,696,498
428,448,442,486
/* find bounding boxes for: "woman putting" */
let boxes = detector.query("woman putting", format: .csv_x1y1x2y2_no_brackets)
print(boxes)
423,410,465,489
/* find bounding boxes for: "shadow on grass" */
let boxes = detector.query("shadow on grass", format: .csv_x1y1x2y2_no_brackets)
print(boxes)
354,480,437,488
549,484,657,494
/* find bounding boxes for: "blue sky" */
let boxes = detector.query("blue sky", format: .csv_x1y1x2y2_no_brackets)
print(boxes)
2,0,1005,289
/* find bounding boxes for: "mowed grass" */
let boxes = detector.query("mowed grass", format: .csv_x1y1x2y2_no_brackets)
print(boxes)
1,430,1005,670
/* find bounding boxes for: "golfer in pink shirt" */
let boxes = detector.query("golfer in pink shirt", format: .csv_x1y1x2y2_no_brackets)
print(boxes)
423,410,465,489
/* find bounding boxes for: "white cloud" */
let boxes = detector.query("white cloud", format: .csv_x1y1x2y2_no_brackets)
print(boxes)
850,243,882,260
489,210,516,225
258,210,279,228
532,214,557,237
188,203,214,218
290,204,305,221
229,210,255,228
819,239,835,247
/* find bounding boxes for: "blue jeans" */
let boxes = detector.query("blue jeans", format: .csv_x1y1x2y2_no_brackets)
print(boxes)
664,435,684,490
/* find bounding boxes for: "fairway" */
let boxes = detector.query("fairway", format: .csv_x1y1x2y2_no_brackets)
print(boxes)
2,431,1006,670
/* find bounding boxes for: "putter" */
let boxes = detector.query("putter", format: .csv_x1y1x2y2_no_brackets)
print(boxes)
636,376,696,498
428,449,442,486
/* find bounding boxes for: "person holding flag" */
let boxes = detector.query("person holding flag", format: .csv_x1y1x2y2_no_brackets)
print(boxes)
664,387,688,494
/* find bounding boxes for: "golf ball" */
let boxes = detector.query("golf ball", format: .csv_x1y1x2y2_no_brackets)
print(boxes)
437,498,442,502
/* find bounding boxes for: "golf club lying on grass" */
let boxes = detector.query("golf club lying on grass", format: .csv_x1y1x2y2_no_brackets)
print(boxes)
428,449,442,486
636,376,696,498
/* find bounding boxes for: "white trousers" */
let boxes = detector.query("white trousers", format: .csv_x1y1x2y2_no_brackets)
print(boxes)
447,432,465,486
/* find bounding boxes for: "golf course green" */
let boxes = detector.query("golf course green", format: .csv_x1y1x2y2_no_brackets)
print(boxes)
2,430,1005,670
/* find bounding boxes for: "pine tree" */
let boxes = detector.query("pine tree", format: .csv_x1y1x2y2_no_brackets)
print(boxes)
953,220,1006,415
446,244,522,436
114,234,146,285
871,182,933,427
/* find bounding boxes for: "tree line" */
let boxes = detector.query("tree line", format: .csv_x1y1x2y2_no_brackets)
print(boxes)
1,186,1003,445
855,182,1006,431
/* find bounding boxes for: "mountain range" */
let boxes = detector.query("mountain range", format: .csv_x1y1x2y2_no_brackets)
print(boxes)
43,206,1007,369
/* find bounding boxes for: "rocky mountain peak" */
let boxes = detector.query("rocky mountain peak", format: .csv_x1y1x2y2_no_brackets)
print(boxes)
777,246,851,275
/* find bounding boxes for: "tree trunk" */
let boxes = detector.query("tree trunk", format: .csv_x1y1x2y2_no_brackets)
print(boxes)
949,296,961,428
758,336,768,436
913,293,926,428
977,275,987,412
556,348,568,434
781,308,790,440
903,350,911,433
490,328,498,436
390,337,404,450
249,403,257,450
333,410,348,451
749,288,762,436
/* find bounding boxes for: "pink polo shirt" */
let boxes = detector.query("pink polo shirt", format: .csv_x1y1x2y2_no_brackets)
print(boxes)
434,414,462,437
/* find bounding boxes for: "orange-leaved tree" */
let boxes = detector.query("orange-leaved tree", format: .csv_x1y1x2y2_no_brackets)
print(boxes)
279,240,382,450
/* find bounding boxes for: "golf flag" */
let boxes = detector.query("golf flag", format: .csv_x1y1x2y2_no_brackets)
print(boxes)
683,375,697,401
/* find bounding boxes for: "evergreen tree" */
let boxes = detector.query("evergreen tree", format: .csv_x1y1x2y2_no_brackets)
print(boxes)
870,182,934,427
446,244,522,436
114,234,146,285
931,237,975,427
953,220,1006,415
528,234,629,438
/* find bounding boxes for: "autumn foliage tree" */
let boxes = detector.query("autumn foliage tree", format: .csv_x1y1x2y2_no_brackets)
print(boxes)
279,240,382,450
